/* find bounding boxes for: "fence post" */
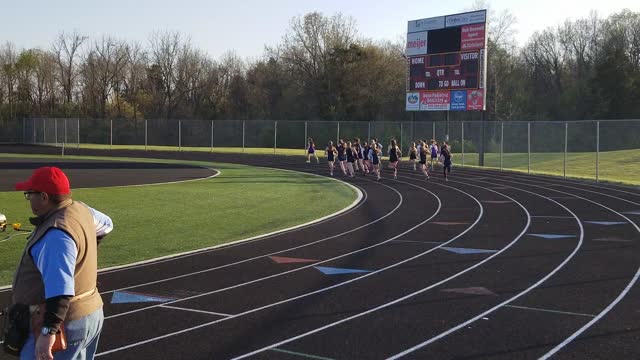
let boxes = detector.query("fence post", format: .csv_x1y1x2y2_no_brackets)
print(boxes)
64,118,67,145
22,118,25,144
527,121,531,174
274,120,278,155
337,121,340,144
43,118,46,144
400,122,403,152
211,120,214,152
368,121,371,141
144,120,148,151
500,121,504,172
564,122,568,178
110,119,113,150
461,121,465,167
55,119,58,147
304,121,308,155
77,118,79,148
242,120,245,152
432,122,436,140
596,120,600,182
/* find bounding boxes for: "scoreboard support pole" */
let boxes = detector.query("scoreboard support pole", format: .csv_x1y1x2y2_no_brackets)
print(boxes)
400,122,403,152
479,111,485,167
432,122,436,140
445,111,450,142
411,115,415,146
596,120,600,182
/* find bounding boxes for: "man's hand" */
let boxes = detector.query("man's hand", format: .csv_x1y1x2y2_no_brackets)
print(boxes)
35,333,55,360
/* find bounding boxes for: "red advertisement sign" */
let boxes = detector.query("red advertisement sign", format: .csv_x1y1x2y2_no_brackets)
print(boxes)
466,89,484,110
461,24,485,51
420,91,450,111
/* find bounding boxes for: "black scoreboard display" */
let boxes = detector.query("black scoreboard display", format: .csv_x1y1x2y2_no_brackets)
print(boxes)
406,10,487,111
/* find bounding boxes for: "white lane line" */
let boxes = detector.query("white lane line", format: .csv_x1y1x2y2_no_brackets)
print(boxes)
159,305,232,317
386,178,583,359
541,269,640,359
270,348,335,360
592,238,633,243
0,232,30,244
392,240,444,244
230,181,528,360
95,177,481,356
439,169,640,359
530,216,575,219
504,305,595,318
102,178,419,319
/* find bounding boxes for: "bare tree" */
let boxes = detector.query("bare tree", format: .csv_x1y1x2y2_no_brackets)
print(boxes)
123,42,148,119
148,30,183,118
53,31,88,112
33,50,58,115
0,42,18,119
91,36,128,117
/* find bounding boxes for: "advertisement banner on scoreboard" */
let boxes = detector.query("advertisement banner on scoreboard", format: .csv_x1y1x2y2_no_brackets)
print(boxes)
466,89,484,110
420,91,450,111
406,92,420,111
408,16,445,33
461,24,485,51
450,90,467,111
445,10,486,27
406,32,428,56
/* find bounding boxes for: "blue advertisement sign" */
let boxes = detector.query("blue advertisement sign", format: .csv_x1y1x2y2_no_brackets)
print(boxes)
450,90,467,111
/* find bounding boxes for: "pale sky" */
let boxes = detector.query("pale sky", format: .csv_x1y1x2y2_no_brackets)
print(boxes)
1,0,638,61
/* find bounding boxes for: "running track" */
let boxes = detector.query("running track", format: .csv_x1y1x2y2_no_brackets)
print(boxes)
1,145,638,359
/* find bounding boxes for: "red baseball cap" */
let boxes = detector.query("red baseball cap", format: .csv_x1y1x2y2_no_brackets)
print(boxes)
15,166,71,195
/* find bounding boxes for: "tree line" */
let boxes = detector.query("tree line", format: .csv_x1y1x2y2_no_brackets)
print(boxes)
1,8,639,124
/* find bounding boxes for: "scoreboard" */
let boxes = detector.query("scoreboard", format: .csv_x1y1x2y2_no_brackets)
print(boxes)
406,10,487,111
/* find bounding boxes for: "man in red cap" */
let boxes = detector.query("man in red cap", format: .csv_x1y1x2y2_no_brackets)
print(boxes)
11,166,106,360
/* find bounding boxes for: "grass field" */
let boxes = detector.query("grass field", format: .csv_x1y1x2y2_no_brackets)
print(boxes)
457,149,640,186
58,143,640,186
0,154,358,286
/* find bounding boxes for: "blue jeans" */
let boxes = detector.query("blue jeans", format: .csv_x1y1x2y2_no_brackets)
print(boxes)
21,307,104,360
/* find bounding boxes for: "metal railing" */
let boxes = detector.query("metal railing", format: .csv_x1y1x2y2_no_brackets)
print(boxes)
8,118,640,185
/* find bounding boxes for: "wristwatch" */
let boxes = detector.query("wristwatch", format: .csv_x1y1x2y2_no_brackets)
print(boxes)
40,327,57,336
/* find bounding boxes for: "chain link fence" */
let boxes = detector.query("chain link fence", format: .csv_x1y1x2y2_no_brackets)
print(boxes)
14,118,640,184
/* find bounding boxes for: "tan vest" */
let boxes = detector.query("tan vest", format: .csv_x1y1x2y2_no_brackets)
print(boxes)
12,200,103,321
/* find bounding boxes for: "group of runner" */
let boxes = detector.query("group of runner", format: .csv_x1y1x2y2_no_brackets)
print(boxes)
306,137,453,182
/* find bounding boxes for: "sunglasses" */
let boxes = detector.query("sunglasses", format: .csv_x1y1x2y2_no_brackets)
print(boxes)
23,191,42,200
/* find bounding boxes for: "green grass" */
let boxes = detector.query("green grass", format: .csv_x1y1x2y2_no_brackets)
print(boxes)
453,149,640,186
63,143,310,156
0,154,357,286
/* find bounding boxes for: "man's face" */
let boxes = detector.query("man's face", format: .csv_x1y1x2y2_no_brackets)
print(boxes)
24,191,52,216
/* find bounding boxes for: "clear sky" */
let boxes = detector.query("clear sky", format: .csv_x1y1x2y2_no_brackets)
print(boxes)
1,0,638,61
